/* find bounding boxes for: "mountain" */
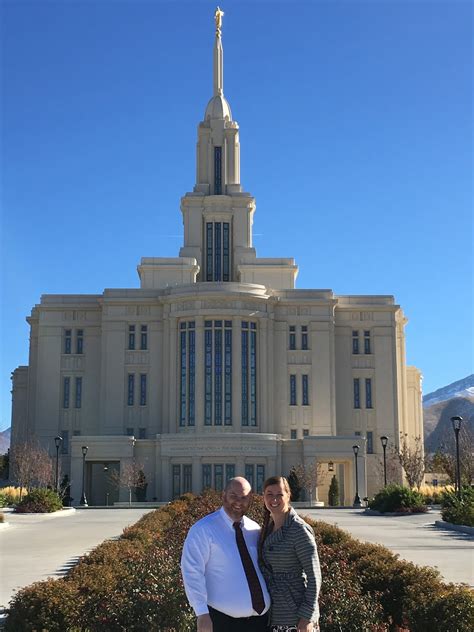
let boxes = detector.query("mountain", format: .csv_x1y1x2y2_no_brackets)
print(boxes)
423,375,474,453
0,428,11,454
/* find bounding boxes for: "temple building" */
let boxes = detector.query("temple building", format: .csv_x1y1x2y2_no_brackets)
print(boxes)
10,10,423,506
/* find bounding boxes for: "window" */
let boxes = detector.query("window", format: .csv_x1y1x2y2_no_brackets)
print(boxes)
355,431,361,436
241,322,256,426
183,465,192,494
138,427,147,439
301,325,308,350
128,325,136,350
205,221,231,282
204,320,231,426
214,146,222,194
140,325,148,350
352,331,359,354
76,329,83,354
61,430,69,454
202,464,212,490
63,377,70,409
256,465,265,493
214,464,224,492
289,325,296,350
290,374,297,406
126,427,134,436
64,330,72,354
353,378,360,409
245,464,254,488
290,429,297,439
140,374,147,406
172,465,181,499
180,322,196,426
364,330,371,354
75,377,82,409
73,430,81,436
303,429,309,437
302,374,309,406
225,464,235,483
367,431,374,454
127,374,135,406
365,378,373,408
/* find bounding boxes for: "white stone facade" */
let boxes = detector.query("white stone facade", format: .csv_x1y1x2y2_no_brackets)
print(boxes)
10,14,422,506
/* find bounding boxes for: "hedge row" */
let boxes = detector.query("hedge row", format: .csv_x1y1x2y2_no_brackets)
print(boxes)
6,491,474,631
441,487,474,527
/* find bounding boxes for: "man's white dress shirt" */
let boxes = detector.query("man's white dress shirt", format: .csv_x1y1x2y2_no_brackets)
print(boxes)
181,507,271,618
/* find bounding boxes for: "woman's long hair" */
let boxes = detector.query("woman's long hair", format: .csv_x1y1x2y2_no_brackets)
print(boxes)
258,476,291,564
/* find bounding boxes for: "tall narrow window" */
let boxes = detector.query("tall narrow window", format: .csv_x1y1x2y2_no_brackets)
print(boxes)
290,374,297,406
183,465,192,493
223,222,230,281
140,325,148,350
127,374,135,406
245,464,254,488
61,430,69,454
204,321,213,425
126,427,134,436
180,322,196,426
289,325,296,350
140,374,147,406
224,320,232,425
76,329,83,354
138,427,147,439
352,330,359,354
202,464,212,490
64,330,72,354
365,378,373,408
241,321,257,425
203,320,231,426
206,222,213,281
290,429,297,439
63,377,70,408
214,464,223,492
256,465,265,493
367,431,374,454
302,374,309,406
353,378,360,409
128,325,136,350
225,464,235,483
249,323,257,425
214,222,221,281
214,320,222,424
75,377,82,409
301,325,308,350
172,465,181,499
364,330,371,354
214,146,222,194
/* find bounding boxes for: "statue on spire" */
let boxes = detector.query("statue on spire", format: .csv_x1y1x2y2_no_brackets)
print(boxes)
214,6,224,37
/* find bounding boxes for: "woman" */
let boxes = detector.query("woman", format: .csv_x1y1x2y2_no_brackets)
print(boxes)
259,476,321,632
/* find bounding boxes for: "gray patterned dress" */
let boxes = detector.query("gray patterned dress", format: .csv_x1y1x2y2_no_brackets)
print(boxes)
260,508,321,630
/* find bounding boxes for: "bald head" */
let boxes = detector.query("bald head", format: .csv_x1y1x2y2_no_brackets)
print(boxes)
224,476,252,494
222,477,253,521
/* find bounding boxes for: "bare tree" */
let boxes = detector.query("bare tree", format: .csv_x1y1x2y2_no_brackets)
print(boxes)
110,459,146,505
293,460,327,504
10,442,54,500
396,434,425,489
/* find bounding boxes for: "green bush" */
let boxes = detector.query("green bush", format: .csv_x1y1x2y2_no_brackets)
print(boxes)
328,475,340,507
368,484,427,514
441,487,474,527
14,488,63,513
6,491,474,632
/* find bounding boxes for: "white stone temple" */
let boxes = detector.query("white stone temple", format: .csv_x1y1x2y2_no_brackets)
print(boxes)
10,9,423,506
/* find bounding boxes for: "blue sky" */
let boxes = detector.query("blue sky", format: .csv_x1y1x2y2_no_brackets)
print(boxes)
1,0,472,431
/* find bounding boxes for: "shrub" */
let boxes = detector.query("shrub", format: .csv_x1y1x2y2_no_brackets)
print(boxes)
14,487,63,513
328,475,340,506
441,487,474,527
0,486,27,507
368,484,427,513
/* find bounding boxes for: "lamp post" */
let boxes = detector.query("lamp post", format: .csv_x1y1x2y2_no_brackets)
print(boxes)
54,436,62,493
352,445,362,508
380,435,388,487
80,445,89,506
451,416,463,498
103,464,109,506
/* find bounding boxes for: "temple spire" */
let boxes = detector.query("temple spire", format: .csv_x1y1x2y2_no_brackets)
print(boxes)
213,7,224,96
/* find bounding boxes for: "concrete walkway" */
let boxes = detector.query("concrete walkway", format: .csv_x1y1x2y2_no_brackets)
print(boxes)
303,508,473,587
0,507,472,611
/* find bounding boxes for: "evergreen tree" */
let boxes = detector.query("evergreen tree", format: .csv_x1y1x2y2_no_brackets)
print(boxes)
328,475,340,506
287,467,302,501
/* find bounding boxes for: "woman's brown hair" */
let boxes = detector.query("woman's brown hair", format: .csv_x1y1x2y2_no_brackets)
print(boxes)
258,476,291,563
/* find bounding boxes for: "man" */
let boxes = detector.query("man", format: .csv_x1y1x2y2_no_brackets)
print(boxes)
181,477,270,632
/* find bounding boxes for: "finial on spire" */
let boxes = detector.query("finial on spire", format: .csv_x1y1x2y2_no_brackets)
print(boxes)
214,6,224,37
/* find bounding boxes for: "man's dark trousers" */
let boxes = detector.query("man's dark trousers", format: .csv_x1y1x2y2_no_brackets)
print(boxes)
208,606,268,632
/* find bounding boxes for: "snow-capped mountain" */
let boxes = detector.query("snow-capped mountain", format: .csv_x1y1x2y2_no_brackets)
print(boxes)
423,374,474,406
0,427,10,454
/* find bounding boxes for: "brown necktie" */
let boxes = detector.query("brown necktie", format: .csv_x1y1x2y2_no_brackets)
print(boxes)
233,521,265,614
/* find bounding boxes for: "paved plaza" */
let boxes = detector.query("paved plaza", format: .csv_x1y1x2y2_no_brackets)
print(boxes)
0,507,472,610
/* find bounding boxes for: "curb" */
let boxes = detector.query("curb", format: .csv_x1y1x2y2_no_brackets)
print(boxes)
434,520,474,536
364,508,430,517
